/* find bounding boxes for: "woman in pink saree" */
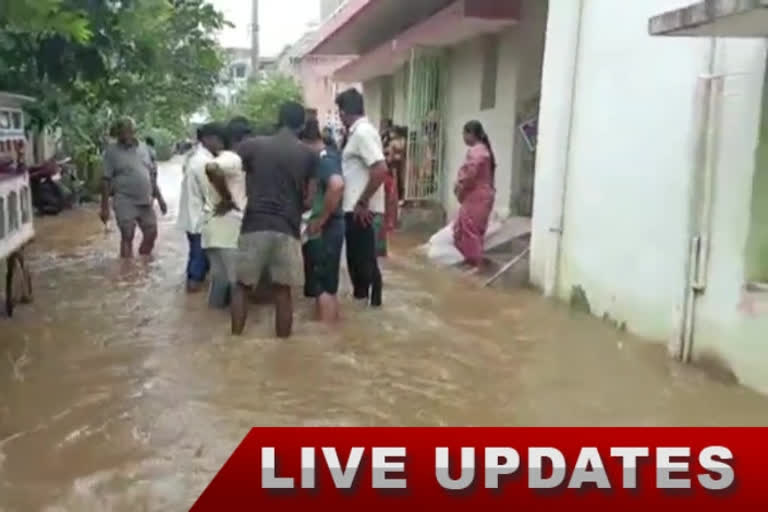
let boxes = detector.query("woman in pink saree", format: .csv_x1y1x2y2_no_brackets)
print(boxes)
453,121,496,268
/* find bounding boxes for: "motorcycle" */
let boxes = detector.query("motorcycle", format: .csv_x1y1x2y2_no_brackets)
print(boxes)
28,157,83,215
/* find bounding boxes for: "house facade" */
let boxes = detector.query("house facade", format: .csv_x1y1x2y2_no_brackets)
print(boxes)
214,48,278,107
308,0,768,394
276,27,358,128
530,0,768,393
306,0,545,219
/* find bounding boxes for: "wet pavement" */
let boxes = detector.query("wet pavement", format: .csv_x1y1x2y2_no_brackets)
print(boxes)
2,160,768,511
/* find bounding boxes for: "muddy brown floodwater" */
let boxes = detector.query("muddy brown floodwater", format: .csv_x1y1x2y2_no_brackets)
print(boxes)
1,160,768,511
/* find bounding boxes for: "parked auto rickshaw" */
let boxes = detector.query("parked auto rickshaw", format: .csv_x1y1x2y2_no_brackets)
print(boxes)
0,92,34,317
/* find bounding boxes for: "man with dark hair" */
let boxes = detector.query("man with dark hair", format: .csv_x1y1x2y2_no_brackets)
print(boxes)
227,117,253,144
177,122,227,291
101,117,168,258
335,88,387,307
231,101,318,338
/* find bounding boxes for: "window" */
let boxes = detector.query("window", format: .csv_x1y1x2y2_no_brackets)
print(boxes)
20,186,31,224
480,35,500,111
745,58,768,283
232,64,247,79
11,111,22,130
7,191,18,233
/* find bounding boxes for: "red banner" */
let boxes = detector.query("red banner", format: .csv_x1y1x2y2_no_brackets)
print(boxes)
191,428,767,510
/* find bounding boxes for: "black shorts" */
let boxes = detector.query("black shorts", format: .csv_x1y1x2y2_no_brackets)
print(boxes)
303,216,345,297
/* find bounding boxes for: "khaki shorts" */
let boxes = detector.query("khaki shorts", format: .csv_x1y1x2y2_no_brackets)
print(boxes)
113,196,157,240
236,231,304,287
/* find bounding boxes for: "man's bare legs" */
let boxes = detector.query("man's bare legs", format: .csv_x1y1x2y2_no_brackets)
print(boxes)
273,284,293,338
232,282,293,338
118,223,135,259
316,293,340,324
231,283,249,335
138,226,157,256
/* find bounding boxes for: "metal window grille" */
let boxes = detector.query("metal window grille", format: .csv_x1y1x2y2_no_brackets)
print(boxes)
404,47,445,201
20,185,31,224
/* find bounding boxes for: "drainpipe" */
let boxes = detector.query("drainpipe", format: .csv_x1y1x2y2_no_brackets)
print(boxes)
675,36,720,363
539,0,585,297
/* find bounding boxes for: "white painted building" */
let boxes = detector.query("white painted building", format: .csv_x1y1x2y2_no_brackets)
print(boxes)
306,0,540,217
530,0,768,393
309,0,768,393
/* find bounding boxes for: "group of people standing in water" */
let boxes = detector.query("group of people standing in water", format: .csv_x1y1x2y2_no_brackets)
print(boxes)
100,87,497,339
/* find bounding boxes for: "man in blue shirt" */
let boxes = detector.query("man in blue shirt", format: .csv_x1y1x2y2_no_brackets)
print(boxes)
300,120,345,323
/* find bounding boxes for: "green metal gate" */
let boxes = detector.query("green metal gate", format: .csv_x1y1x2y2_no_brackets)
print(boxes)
404,48,445,201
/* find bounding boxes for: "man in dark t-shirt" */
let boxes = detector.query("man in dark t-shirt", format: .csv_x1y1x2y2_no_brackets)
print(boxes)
231,102,318,338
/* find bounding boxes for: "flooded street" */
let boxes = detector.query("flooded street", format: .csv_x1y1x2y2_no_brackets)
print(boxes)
1,160,768,511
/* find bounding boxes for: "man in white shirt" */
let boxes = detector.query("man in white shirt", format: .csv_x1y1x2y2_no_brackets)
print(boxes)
335,88,388,307
176,124,225,292
202,136,247,309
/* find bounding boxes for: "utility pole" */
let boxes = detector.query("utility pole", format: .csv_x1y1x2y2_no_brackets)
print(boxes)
251,0,260,78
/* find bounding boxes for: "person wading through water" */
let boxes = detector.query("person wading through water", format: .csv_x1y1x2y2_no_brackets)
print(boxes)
231,102,318,338
177,124,225,291
101,118,167,259
300,119,345,324
335,88,387,307
198,122,245,309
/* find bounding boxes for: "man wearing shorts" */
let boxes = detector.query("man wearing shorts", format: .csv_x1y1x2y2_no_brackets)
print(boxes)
101,118,167,258
231,102,318,338
300,120,345,324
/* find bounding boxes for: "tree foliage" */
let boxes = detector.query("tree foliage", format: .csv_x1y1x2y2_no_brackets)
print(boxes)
207,73,304,129
0,0,228,172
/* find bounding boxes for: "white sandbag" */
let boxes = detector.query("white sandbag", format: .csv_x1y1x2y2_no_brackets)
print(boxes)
422,213,531,266
424,222,464,266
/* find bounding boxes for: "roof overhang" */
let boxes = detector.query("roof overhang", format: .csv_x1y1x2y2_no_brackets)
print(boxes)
0,92,34,109
307,0,509,56
332,0,520,82
649,0,768,37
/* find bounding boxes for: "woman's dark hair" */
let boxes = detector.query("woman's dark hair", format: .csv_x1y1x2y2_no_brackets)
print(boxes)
394,126,408,138
335,88,365,116
300,119,322,142
463,120,497,173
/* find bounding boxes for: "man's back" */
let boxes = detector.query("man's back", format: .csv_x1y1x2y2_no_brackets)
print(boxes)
237,129,317,239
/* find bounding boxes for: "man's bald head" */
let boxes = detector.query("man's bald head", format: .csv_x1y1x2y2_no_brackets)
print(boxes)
113,117,137,146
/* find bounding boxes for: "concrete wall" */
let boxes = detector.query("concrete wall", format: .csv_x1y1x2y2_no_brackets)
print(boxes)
441,0,548,220
692,39,768,392
299,56,357,126
392,65,409,126
531,0,768,392
363,77,383,128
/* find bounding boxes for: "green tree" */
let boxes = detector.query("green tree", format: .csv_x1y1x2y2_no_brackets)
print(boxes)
208,73,304,128
1,0,229,192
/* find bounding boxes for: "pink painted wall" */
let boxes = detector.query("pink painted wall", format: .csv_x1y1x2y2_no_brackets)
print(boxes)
299,55,360,127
